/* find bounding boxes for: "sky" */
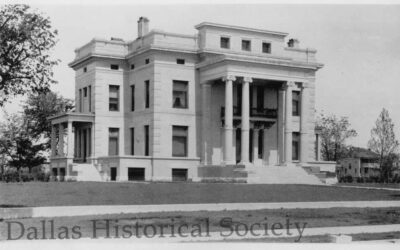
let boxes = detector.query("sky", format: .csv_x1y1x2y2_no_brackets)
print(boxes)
1,3,400,147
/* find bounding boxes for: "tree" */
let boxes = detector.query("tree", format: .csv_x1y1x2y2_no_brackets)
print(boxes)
23,91,74,148
316,113,358,162
0,4,59,106
0,112,45,174
368,108,399,182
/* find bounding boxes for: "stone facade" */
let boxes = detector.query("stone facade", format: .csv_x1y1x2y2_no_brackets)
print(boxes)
48,17,330,182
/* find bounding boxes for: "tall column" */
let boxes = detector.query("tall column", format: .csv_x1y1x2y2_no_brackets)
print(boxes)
201,82,212,165
284,81,294,164
67,121,74,158
278,88,285,164
300,82,310,163
316,133,322,161
58,123,64,156
223,75,236,165
240,77,252,165
91,124,95,159
51,125,56,157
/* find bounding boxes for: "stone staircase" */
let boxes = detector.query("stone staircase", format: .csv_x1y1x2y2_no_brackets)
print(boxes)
246,165,323,184
198,164,248,183
72,163,103,181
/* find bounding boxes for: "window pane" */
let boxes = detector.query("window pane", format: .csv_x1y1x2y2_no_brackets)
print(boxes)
109,85,119,111
220,37,230,49
172,126,188,157
108,128,119,156
173,81,188,108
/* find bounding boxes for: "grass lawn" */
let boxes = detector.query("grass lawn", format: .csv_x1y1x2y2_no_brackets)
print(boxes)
1,207,400,241
1,182,400,207
336,183,400,189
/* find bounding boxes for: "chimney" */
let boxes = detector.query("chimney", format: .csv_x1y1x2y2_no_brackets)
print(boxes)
287,38,300,48
137,17,149,38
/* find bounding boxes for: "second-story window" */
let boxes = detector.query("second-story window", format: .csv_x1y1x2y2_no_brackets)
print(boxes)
220,37,230,49
145,58,150,64
83,87,87,97
109,85,120,111
173,80,188,109
292,91,300,116
145,80,150,108
241,39,251,51
262,42,271,53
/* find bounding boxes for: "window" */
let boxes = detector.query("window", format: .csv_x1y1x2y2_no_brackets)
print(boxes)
108,128,119,156
364,168,368,174
172,126,188,157
292,132,300,161
88,85,91,112
110,64,119,70
349,164,352,169
292,91,300,116
79,89,82,112
130,64,135,70
220,37,230,49
131,85,135,111
172,169,188,182
262,42,271,53
83,67,87,73
176,59,185,65
173,80,188,109
128,168,145,181
145,58,150,64
145,80,150,108
130,127,134,155
241,40,251,51
83,87,87,97
258,129,264,159
109,85,120,111
144,125,149,156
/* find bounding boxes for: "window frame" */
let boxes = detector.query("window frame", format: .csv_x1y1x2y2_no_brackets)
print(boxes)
241,39,251,51
262,42,272,54
292,90,300,116
110,64,119,70
172,80,189,109
108,128,119,156
220,36,230,49
172,125,188,157
131,85,135,111
145,80,150,109
109,85,120,112
176,59,185,65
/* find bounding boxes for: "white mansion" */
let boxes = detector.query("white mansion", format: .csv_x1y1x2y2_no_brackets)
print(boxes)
49,17,335,183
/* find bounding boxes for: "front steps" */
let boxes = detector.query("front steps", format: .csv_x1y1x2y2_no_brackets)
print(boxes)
246,165,323,184
72,163,103,181
198,164,247,183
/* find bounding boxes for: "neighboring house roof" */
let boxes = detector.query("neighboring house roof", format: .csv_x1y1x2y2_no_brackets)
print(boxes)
346,147,380,160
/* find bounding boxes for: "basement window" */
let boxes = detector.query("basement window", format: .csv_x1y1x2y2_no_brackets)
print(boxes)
172,169,188,182
128,168,145,181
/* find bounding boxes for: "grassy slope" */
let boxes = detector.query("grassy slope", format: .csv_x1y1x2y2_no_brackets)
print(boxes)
1,182,400,207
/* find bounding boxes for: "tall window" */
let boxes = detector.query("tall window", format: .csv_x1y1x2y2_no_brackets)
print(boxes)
131,85,135,111
88,85,92,112
241,40,251,51
130,127,135,155
108,128,119,156
292,91,300,116
145,80,150,108
172,126,188,157
83,87,87,97
79,89,82,112
262,42,271,53
144,125,149,156
172,80,188,109
220,37,230,49
109,85,119,111
292,132,300,161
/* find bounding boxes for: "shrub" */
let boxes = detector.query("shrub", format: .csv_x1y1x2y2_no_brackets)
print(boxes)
345,175,353,183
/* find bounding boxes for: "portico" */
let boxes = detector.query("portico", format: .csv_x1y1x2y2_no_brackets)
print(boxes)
201,74,312,168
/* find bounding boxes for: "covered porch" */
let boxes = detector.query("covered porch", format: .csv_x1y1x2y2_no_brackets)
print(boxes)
48,112,95,180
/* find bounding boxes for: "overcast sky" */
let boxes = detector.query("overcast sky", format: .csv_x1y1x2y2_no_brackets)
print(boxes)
1,4,400,147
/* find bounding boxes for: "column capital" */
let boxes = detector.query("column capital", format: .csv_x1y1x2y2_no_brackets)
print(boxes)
222,75,236,82
243,77,253,83
285,81,295,88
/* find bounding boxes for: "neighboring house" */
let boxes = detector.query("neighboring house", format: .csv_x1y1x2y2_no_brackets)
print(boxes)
48,17,333,182
337,148,380,179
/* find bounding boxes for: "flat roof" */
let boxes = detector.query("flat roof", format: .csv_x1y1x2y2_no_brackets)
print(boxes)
195,22,288,37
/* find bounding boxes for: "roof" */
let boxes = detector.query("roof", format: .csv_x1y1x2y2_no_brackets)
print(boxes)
347,147,380,160
195,22,288,37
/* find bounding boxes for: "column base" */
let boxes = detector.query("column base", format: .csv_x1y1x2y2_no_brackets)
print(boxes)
238,161,253,168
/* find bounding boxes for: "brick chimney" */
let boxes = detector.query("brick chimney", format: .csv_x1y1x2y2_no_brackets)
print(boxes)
137,17,149,38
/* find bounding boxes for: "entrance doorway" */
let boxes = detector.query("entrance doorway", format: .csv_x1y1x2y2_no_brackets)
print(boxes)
110,167,117,181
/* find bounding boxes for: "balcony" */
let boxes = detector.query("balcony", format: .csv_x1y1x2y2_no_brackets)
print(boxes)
220,106,278,119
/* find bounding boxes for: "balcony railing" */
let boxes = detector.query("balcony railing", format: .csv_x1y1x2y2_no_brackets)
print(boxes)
221,107,278,119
